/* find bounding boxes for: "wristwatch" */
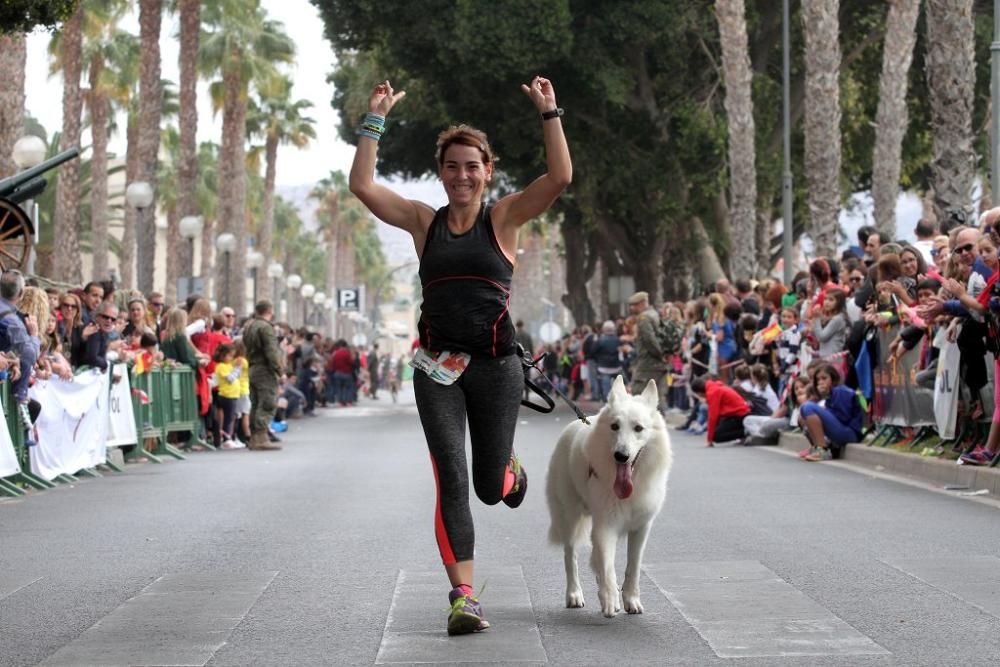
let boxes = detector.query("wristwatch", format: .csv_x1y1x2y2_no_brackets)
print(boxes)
541,107,564,121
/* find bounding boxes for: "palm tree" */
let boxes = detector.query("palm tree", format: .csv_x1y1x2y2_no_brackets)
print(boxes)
715,0,757,278
158,125,181,301
871,0,920,240
800,0,843,259
174,0,200,279
52,3,85,283
247,73,316,280
925,0,976,224
199,0,294,309
136,0,163,295
195,141,219,297
0,34,26,180
81,0,130,282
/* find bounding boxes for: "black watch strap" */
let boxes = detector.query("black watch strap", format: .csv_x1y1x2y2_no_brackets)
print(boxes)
541,107,564,120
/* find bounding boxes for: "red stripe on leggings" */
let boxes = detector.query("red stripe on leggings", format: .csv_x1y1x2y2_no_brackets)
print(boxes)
429,454,457,565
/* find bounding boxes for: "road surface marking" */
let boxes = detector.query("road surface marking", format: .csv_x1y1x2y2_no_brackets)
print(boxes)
39,571,277,667
376,566,547,664
0,575,42,602
884,556,1000,617
645,560,889,658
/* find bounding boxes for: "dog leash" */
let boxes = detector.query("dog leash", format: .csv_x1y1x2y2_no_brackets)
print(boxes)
517,345,591,425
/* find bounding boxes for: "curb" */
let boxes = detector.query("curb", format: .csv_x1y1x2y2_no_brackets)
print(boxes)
777,431,1000,497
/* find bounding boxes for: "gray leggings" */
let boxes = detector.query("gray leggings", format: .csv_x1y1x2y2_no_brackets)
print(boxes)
413,353,524,564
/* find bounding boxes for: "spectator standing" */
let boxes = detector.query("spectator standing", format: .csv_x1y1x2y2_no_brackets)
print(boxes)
367,343,380,399
913,218,937,266
329,339,355,405
591,320,622,402
56,292,89,367
514,319,534,356
0,271,41,436
81,301,119,372
80,281,104,326
242,300,283,450
628,290,667,409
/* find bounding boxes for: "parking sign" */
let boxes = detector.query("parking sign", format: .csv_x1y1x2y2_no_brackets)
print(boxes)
338,287,360,311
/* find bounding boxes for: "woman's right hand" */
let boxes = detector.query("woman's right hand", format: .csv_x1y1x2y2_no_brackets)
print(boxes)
369,80,406,116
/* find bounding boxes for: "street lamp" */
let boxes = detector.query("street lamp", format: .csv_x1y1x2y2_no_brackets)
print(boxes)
301,283,316,327
266,261,283,306
313,291,326,327
215,232,237,307
246,249,264,306
178,215,203,298
286,273,302,323
126,181,154,290
12,136,46,274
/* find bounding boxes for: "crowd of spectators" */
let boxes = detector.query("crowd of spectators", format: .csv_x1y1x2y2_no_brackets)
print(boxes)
0,270,408,451
523,209,1000,467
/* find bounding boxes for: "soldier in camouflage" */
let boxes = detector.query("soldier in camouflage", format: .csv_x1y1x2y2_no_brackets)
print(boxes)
241,300,283,450
627,291,667,411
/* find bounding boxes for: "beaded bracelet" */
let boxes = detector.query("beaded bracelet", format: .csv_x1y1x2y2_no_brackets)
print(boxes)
357,112,386,141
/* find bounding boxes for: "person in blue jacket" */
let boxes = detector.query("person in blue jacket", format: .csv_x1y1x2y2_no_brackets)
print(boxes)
799,363,862,462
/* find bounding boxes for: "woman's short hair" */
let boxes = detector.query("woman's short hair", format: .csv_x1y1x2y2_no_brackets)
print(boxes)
435,124,496,167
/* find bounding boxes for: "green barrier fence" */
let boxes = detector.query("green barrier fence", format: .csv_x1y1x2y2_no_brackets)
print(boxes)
0,379,56,496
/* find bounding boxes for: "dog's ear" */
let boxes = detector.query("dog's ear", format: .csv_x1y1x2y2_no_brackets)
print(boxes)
641,379,659,410
609,374,626,405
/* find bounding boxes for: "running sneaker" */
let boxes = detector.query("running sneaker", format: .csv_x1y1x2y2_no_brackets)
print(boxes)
959,446,994,466
447,587,489,635
804,447,832,462
502,455,528,508
798,446,813,459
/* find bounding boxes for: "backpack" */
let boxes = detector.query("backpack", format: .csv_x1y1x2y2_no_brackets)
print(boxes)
656,318,684,356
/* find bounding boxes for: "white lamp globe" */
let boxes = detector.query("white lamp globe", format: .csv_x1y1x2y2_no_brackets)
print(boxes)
215,232,237,253
125,181,154,209
246,249,265,268
300,283,316,299
312,291,326,305
12,136,46,170
266,261,284,279
209,300,218,311
286,273,302,290
179,215,203,239
325,298,335,309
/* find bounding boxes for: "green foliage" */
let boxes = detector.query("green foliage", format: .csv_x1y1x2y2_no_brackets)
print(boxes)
1,0,78,34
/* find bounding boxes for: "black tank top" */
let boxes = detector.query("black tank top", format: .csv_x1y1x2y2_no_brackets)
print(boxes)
418,203,515,357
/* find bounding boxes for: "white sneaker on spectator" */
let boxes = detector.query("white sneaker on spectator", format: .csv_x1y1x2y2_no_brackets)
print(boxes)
221,439,243,449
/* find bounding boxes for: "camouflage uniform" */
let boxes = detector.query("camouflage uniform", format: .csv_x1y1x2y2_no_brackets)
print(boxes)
630,306,667,408
242,316,283,436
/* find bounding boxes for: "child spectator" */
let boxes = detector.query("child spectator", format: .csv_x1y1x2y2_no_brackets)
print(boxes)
810,287,849,358
212,343,243,449
233,340,252,445
690,375,751,447
750,363,780,414
773,306,802,392
799,363,863,461
744,374,815,446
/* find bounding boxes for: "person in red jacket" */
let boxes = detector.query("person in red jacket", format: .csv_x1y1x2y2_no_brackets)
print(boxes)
690,376,750,446
328,339,356,406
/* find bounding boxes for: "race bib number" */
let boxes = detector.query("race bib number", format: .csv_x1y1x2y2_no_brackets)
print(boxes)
409,348,471,386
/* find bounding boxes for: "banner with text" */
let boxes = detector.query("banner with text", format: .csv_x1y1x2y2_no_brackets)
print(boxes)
0,396,18,477
29,370,110,481
106,363,137,447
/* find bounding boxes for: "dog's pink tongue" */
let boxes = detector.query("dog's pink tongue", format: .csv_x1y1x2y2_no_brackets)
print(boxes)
614,463,633,499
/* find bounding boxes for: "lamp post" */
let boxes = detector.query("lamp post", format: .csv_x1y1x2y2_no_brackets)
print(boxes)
312,291,326,327
246,249,264,308
286,273,302,324
325,297,335,336
178,215,203,299
266,261,283,308
12,136,46,274
300,283,316,328
215,232,237,307
126,181,154,291
781,0,793,284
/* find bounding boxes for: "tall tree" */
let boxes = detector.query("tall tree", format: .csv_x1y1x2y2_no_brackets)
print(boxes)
715,0,757,278
925,0,977,222
247,73,316,282
52,3,84,282
801,0,843,258
175,0,200,279
871,0,920,240
136,0,163,295
0,34,26,180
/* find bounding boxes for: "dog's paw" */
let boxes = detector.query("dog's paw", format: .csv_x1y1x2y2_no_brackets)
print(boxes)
566,588,585,608
598,587,620,618
623,593,643,614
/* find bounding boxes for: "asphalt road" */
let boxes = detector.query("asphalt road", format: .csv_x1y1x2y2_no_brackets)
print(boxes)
2,385,999,666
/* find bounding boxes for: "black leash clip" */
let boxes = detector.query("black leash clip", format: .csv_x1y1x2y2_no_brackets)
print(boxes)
516,344,590,425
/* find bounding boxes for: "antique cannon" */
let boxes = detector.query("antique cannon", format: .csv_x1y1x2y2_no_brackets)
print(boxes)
0,147,80,271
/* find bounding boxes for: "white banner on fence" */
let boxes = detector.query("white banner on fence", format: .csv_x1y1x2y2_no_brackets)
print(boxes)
29,370,110,481
934,328,961,440
0,395,18,477
106,363,137,447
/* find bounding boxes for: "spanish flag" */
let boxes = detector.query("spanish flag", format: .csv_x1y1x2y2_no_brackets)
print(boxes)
133,351,151,375
759,321,783,344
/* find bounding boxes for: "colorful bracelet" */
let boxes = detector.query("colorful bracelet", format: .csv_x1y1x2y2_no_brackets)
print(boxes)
358,112,386,141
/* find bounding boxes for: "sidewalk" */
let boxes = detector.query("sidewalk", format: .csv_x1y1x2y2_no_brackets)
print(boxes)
776,431,1000,497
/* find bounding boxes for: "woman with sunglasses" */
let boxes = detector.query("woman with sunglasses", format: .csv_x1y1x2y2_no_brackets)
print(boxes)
57,292,91,368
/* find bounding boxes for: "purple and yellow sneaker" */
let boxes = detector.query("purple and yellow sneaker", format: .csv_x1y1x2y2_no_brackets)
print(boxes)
447,587,489,636
502,455,527,508
959,446,994,466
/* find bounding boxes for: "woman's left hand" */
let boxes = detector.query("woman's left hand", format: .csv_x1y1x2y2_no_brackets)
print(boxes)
521,75,557,112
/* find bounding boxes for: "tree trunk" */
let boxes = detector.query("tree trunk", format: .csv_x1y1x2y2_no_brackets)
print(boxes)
121,116,138,288
872,0,920,240
801,0,842,258
755,205,772,277
691,216,728,288
200,214,214,299
261,132,278,274
54,5,84,284
0,34,26,180
89,56,110,282
715,0,757,278
559,210,597,327
177,0,200,278
137,0,163,295
925,0,977,223
165,205,179,302
216,63,247,309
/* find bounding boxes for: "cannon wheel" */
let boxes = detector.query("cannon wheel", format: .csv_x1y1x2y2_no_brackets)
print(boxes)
0,199,32,272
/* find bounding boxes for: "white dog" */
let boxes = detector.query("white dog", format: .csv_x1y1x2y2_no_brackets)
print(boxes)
546,376,673,617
